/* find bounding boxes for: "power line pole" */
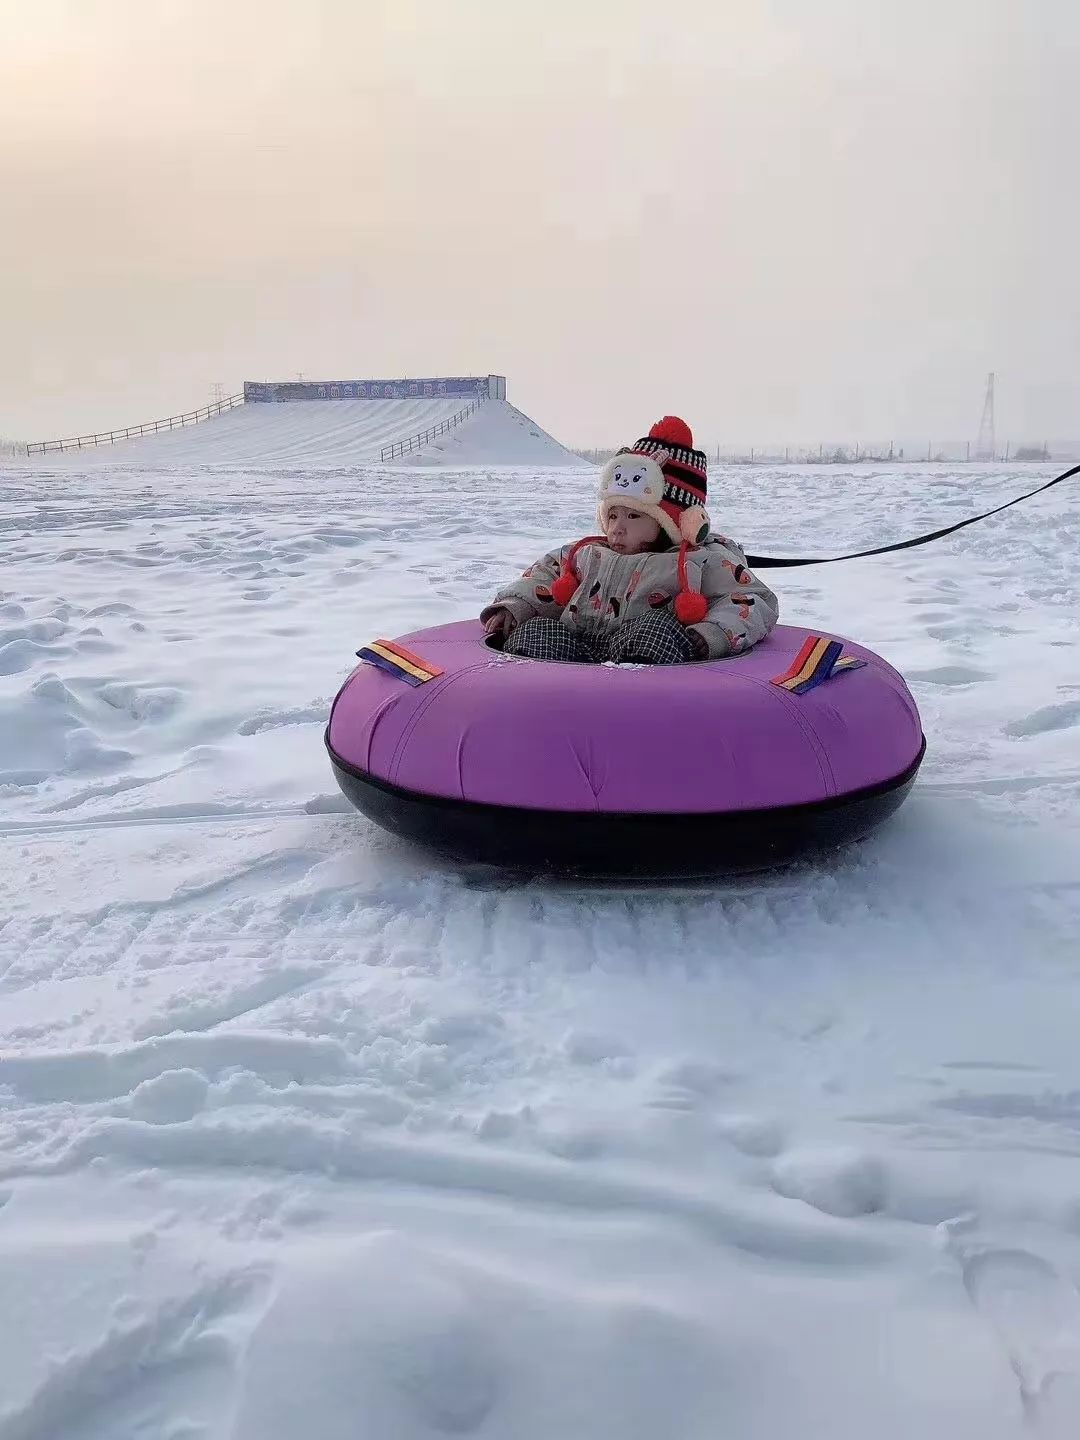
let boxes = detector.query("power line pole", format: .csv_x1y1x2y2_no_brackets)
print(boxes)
975,371,996,460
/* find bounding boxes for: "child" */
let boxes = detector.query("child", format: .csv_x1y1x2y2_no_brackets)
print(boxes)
481,416,779,664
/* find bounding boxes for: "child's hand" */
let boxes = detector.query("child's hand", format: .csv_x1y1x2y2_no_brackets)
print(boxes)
484,610,516,639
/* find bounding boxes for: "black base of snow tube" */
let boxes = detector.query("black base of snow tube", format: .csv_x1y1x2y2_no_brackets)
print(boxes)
326,732,925,879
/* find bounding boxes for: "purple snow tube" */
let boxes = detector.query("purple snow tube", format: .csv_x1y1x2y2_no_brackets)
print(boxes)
325,621,925,876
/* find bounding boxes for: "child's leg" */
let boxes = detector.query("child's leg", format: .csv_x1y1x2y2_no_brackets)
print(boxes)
505,617,595,663
607,613,697,665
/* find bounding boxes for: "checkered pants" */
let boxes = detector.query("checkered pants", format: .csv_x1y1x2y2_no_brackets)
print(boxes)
505,614,697,665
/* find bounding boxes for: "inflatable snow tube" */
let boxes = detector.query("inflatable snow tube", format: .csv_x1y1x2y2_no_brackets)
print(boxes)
325,621,925,877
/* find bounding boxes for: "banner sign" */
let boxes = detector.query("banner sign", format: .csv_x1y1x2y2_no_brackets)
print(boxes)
244,376,501,403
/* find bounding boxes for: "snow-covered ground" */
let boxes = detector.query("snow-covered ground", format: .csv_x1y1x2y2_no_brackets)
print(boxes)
2,453,1080,1438
37,398,583,469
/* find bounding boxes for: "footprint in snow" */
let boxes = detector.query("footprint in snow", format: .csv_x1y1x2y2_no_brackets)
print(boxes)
238,703,328,736
907,664,993,687
564,1031,633,1065
1005,701,1080,738
770,1147,888,1217
715,1114,786,1158
925,622,978,642
960,1246,1080,1424
0,638,69,675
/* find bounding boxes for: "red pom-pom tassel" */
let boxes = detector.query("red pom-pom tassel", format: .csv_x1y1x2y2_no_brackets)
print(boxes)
674,539,708,625
551,571,578,606
549,536,603,608
674,590,708,625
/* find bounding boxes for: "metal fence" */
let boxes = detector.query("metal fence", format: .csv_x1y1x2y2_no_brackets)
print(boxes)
380,395,486,463
709,441,1060,465
26,393,245,456
572,440,1072,466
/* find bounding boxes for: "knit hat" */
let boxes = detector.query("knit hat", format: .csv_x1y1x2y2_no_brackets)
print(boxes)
550,416,712,625
598,416,710,549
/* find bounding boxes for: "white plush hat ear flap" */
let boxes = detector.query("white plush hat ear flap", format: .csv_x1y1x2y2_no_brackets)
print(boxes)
680,506,710,546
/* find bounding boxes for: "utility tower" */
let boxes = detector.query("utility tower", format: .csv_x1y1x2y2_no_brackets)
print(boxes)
974,371,996,460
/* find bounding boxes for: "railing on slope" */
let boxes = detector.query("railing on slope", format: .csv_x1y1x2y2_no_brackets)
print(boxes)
379,395,486,463
26,393,246,456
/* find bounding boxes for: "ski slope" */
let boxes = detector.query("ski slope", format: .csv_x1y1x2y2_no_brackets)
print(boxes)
35,397,583,468
396,398,586,468
2,454,1080,1437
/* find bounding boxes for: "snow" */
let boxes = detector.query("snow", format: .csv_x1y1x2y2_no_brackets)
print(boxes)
394,400,587,468
37,397,584,468
1,443,1080,1437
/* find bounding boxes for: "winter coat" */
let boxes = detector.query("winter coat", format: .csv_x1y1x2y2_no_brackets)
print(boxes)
482,535,779,660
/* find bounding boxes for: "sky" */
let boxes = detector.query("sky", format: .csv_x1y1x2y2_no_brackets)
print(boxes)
1,0,1077,449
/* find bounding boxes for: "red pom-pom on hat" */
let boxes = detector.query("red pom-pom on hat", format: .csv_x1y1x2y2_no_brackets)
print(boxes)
649,416,694,449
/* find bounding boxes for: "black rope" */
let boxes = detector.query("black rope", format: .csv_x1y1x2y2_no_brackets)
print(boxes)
744,460,1080,570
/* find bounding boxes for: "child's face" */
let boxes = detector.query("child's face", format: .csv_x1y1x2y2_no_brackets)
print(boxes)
604,505,662,555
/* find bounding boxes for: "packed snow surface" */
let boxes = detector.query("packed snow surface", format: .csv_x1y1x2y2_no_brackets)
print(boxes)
39,397,584,468
1,453,1080,1438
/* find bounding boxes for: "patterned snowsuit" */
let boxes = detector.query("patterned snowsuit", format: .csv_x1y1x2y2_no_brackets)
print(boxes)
482,535,779,662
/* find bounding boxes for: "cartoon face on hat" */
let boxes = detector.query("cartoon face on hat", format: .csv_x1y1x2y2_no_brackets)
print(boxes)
600,452,667,510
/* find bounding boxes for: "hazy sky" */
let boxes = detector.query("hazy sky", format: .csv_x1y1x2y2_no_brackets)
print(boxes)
2,0,1077,447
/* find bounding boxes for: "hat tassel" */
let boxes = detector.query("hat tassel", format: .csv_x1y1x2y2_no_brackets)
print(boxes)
551,535,604,607
674,541,708,625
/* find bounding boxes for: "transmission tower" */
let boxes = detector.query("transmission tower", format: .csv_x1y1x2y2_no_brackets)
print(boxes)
974,372,996,460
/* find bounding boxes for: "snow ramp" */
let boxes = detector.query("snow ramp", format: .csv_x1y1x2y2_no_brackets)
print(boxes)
394,399,586,468
32,396,584,468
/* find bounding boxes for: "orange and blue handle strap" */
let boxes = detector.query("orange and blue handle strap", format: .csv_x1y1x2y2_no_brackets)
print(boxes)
356,638,444,687
771,634,866,694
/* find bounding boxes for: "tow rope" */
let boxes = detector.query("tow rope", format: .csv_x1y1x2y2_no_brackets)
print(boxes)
744,461,1080,570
